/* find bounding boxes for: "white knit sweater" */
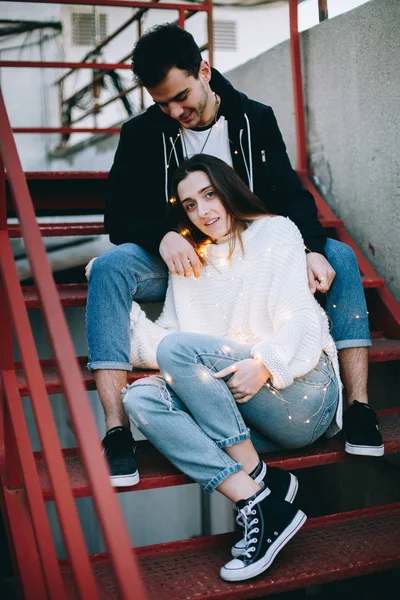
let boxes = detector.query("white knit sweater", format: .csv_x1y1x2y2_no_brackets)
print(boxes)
129,216,342,435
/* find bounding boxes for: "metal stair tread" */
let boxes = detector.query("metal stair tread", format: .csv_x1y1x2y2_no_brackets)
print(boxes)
8,222,105,237
29,409,400,499
9,217,342,237
59,503,400,599
22,274,386,309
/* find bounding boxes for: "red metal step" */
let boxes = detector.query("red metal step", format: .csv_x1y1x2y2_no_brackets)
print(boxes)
14,336,400,399
22,275,385,309
28,409,400,500
8,222,104,237
59,503,400,599
9,218,342,237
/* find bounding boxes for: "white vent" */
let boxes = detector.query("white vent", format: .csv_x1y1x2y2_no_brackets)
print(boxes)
72,13,108,46
213,20,237,51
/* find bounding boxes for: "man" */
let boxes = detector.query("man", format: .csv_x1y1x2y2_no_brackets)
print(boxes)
86,24,383,487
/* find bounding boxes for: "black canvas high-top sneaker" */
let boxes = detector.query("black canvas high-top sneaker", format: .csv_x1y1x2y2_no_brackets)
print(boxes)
102,426,139,487
343,400,384,456
231,461,298,557
221,485,306,582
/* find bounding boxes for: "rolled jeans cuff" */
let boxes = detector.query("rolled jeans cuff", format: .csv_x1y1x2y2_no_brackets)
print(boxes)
87,360,133,372
203,463,242,494
335,339,372,351
216,429,250,449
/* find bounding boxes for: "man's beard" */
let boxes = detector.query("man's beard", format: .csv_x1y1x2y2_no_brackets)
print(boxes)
194,83,213,127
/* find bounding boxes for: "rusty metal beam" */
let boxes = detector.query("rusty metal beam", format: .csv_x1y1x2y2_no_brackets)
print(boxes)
318,0,328,22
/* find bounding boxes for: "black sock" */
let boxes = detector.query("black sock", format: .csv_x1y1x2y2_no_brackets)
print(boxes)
249,459,265,480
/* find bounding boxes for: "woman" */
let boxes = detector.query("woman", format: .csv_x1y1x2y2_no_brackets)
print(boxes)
122,154,342,582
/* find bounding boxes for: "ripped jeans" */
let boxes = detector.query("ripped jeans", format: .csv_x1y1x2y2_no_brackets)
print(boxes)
122,332,340,493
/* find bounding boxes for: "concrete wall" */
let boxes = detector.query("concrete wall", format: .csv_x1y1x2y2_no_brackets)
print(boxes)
226,0,400,302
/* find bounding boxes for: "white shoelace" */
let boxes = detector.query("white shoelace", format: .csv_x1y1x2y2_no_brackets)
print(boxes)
236,503,259,559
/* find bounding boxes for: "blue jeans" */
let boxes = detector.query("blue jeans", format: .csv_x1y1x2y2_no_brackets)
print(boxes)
122,332,339,493
86,238,371,371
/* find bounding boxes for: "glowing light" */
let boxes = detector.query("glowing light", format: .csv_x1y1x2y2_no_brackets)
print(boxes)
234,150,238,155
180,228,190,237
305,419,310,424
222,345,231,352
355,315,360,319
333,304,337,308
165,374,172,384
169,197,176,204
303,395,308,400
288,415,292,420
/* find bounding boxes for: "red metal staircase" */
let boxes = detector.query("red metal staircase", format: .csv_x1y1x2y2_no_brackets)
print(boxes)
3,138,400,600
2,0,400,598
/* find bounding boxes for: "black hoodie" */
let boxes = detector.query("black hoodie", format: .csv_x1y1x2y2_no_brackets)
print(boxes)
105,68,326,255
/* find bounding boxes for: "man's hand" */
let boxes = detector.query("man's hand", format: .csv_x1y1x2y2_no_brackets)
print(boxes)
159,231,202,278
214,358,271,404
306,252,336,294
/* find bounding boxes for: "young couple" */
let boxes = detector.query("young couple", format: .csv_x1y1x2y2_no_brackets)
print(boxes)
85,23,383,581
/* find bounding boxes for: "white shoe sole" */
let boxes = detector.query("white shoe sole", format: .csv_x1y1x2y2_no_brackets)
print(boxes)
221,510,307,582
345,442,384,457
231,473,298,558
110,471,140,487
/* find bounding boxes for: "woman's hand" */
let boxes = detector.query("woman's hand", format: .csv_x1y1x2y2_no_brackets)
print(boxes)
214,358,271,404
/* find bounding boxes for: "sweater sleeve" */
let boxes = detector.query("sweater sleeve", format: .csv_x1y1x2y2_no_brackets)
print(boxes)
250,218,325,388
129,277,179,369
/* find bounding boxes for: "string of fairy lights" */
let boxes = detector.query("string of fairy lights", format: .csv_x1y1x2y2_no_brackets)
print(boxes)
149,239,353,427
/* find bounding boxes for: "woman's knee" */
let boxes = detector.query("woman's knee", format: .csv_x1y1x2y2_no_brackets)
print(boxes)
156,332,192,370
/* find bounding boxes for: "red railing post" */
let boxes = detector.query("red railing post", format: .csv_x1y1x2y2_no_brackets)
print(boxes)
206,0,214,67
178,8,186,28
0,155,20,489
289,0,307,175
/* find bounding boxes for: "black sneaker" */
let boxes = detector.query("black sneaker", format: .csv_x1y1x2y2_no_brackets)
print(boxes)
231,462,298,557
343,400,384,457
102,426,140,487
221,486,306,582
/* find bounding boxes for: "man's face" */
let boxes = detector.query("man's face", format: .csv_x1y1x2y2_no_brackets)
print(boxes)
147,62,214,129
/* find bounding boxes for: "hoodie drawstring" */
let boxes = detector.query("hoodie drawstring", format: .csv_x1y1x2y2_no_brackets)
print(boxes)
244,114,254,192
240,115,254,192
162,133,169,203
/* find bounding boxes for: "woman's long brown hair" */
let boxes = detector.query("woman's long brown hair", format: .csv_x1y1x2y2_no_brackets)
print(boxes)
169,154,271,263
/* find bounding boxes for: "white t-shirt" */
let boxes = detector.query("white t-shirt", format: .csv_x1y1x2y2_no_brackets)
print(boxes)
180,116,233,167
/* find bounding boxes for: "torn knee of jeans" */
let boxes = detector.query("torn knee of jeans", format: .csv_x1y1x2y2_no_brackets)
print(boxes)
121,376,164,397
122,376,173,412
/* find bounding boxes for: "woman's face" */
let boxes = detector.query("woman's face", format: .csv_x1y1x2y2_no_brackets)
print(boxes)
177,171,230,241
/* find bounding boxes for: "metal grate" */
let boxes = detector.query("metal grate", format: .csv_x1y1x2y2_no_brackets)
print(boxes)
213,20,237,51
71,13,108,46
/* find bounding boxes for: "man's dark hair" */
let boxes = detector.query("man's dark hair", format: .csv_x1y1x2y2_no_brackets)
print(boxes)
131,24,202,88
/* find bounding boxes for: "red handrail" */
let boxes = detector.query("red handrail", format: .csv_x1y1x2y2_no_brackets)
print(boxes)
0,86,148,598
289,0,307,175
